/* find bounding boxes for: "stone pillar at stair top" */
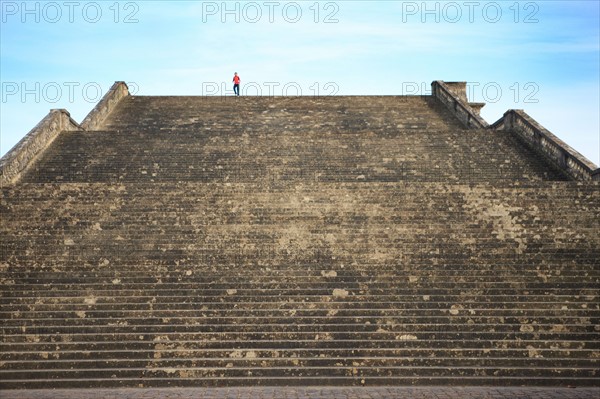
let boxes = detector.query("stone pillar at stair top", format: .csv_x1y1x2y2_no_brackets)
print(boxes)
444,82,486,115
469,103,486,116
444,82,468,102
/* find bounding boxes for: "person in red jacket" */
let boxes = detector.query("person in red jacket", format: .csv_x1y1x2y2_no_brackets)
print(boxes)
233,72,240,96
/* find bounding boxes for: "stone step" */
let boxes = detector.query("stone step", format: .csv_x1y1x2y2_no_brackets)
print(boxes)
3,299,596,311
2,316,596,329
1,375,598,389
0,284,597,301
2,276,599,287
2,274,598,284
2,270,598,282
3,266,598,277
2,344,597,360
2,296,596,309
2,318,597,333
4,331,588,346
4,183,597,201
2,331,598,346
2,356,598,372
1,365,596,382
2,308,597,322
0,338,599,361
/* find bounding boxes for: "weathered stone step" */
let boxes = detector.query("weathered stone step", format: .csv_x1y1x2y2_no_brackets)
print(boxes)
2,315,596,328
2,306,598,321
2,345,596,366
0,201,595,217
2,356,597,371
3,277,599,292
4,237,598,250
3,272,597,285
1,294,597,312
2,289,597,303
2,332,596,349
4,299,595,312
3,332,597,347
3,258,598,270
3,273,598,285
1,365,596,382
3,343,595,364
0,317,598,339
2,289,594,301
4,267,598,279
3,181,593,192
5,248,597,263
3,254,596,269
3,188,597,209
4,180,597,191
2,375,599,389
3,218,587,231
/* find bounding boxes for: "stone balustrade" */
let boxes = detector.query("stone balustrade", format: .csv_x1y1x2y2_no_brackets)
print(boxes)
0,81,130,185
81,81,130,130
0,109,80,186
431,80,488,129
432,80,599,181
492,110,600,181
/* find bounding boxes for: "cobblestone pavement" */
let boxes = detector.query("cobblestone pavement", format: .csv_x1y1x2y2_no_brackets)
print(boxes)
1,387,598,399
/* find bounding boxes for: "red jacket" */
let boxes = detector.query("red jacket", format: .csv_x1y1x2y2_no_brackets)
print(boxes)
233,75,240,84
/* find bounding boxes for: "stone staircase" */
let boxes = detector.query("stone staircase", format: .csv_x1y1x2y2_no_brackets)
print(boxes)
0,95,598,388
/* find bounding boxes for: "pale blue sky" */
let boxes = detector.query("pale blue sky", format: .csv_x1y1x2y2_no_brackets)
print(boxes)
1,0,599,165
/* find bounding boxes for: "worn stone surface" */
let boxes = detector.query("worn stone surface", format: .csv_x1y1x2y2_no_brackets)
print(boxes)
0,95,598,389
1,387,599,399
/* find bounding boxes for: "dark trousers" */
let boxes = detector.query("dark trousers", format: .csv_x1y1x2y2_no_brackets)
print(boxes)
233,84,240,96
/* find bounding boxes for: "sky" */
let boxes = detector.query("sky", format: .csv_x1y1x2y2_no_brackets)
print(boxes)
1,0,599,165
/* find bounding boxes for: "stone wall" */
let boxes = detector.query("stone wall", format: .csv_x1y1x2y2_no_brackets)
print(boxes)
0,109,80,186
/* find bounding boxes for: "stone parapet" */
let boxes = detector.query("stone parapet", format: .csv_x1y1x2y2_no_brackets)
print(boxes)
431,81,488,129
81,81,129,131
0,109,80,186
492,110,600,181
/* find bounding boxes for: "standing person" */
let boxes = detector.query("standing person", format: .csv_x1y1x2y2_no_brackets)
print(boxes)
233,72,240,96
